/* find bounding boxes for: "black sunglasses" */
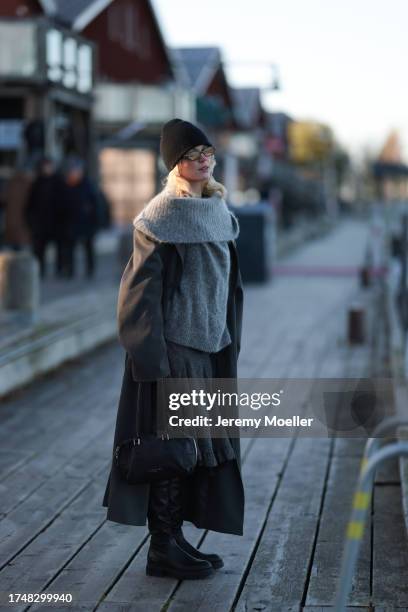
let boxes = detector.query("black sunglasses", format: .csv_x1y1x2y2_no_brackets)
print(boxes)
181,146,216,161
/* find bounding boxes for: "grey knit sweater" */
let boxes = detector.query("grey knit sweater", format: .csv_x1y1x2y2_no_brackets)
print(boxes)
133,190,240,353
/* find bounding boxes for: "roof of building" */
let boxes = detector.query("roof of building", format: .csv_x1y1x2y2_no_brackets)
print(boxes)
379,130,403,164
171,47,221,95
38,0,113,29
230,87,263,129
37,0,175,78
263,111,293,133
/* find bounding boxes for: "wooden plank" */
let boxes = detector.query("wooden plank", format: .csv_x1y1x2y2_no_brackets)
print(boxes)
302,606,368,612
239,319,291,378
0,469,104,570
0,346,121,516
0,384,118,518
0,344,122,454
0,448,37,482
246,291,350,380
375,608,408,612
372,485,408,607
231,235,372,610
0,417,113,569
234,438,331,611
99,436,291,612
332,438,366,458
239,272,355,380
305,453,371,607
0,349,251,611
147,441,326,611
36,436,291,611
0,470,110,611
375,457,400,484
0,341,119,432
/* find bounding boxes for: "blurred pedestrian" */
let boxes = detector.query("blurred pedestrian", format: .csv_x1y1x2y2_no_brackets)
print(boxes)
56,156,100,279
3,161,34,251
25,156,59,278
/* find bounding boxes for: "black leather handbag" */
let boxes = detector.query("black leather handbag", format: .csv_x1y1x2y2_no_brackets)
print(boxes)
114,383,198,484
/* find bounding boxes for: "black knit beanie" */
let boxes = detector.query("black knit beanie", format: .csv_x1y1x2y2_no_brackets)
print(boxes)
160,118,212,171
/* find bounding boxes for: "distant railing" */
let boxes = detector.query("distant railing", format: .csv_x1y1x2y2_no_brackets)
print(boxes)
334,417,408,612
94,82,196,125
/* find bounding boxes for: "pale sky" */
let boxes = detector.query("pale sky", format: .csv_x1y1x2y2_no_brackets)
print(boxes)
152,0,408,162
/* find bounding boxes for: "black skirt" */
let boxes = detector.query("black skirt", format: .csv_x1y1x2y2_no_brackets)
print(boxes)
165,339,236,468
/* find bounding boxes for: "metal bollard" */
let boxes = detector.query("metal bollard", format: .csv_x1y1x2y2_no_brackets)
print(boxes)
0,251,40,324
348,305,365,344
359,266,371,288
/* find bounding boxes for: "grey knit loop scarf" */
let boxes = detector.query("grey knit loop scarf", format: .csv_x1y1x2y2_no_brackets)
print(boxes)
133,190,240,243
132,190,240,353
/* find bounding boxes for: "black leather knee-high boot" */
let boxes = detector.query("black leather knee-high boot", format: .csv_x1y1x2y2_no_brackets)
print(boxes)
169,476,224,569
146,478,214,579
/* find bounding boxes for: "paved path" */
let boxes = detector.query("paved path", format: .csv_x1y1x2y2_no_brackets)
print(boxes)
0,232,122,342
0,217,406,611
38,250,121,306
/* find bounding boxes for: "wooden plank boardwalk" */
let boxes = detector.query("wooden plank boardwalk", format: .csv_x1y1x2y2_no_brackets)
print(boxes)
1,219,407,611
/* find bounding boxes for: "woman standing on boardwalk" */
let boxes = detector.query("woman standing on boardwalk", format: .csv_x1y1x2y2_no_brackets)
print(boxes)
102,118,245,580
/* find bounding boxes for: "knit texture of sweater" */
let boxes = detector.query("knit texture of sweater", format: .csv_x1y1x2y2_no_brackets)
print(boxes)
133,190,240,353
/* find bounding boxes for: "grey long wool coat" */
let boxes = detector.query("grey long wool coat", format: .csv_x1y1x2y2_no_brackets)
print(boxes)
102,228,245,535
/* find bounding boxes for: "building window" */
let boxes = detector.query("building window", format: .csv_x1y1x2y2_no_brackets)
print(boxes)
63,38,77,88
46,29,63,82
78,45,92,93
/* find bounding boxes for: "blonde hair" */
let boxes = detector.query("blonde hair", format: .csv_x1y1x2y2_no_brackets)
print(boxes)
162,155,227,199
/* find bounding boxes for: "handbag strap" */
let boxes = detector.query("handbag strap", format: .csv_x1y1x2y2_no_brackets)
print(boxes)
135,381,168,439
135,384,142,439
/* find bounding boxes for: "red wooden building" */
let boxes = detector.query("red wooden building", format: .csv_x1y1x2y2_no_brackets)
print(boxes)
0,0,196,224
74,1,196,223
